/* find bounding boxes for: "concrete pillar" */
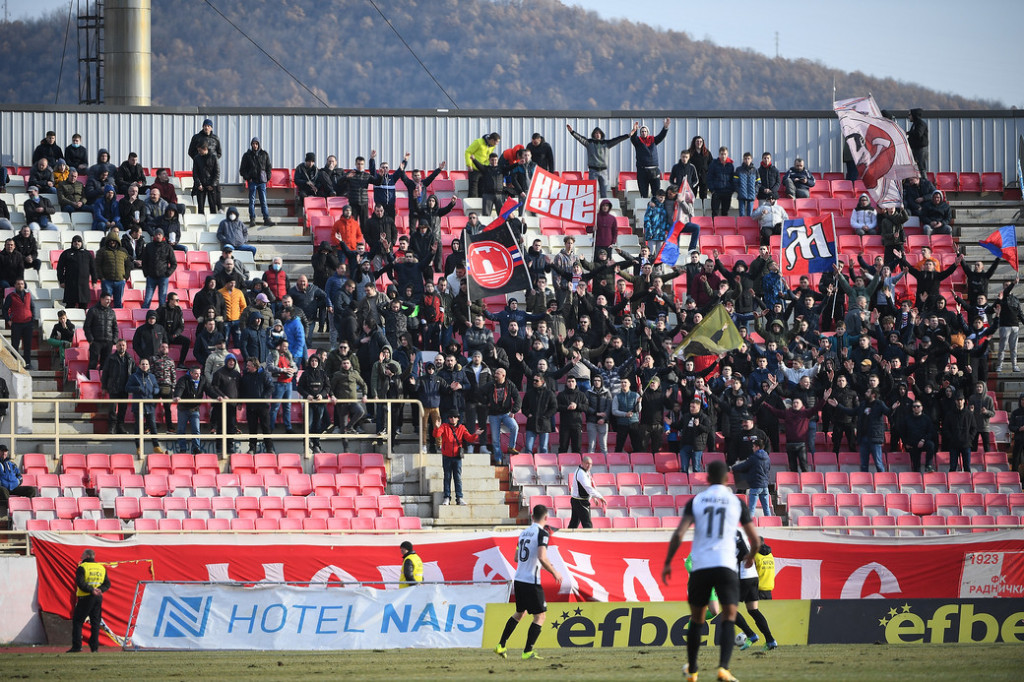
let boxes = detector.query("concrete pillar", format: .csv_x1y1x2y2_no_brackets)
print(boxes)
104,0,151,106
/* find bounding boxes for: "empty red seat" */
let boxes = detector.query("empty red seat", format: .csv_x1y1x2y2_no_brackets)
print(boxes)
958,173,981,193
981,172,1003,193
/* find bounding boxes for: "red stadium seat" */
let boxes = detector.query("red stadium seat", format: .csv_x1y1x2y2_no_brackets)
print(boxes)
935,173,958,192
981,172,1004,193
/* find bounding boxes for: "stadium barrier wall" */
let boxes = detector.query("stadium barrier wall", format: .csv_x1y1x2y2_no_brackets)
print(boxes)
1,106,1021,183
0,555,46,644
0,397,423,459
482,598,1024,647
125,580,509,650
29,529,1024,647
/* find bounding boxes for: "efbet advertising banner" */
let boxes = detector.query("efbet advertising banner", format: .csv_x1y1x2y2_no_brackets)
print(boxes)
130,581,509,650
482,601,809,649
807,599,1024,644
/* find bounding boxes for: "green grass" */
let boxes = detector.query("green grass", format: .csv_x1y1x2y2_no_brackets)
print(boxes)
2,644,1020,681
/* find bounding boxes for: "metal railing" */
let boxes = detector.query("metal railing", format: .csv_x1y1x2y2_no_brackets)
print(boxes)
0,396,425,460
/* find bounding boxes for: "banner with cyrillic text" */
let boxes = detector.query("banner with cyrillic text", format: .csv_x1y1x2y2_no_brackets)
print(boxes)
129,581,508,650
525,168,598,225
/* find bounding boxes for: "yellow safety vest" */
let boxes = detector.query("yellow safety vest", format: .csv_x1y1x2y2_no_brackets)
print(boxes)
77,561,107,597
754,551,775,592
400,552,424,588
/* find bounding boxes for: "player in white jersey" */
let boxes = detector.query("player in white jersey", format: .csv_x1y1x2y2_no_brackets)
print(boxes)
494,504,563,661
735,529,776,651
662,458,760,682
568,456,605,528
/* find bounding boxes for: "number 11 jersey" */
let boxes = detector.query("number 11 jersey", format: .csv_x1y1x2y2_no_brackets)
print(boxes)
684,484,750,572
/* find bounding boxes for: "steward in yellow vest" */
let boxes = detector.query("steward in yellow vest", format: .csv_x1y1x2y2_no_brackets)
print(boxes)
69,549,110,652
753,541,775,599
400,541,423,588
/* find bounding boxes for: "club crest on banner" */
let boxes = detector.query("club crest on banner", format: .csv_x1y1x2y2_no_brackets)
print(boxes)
781,214,837,276
525,168,598,225
468,240,517,289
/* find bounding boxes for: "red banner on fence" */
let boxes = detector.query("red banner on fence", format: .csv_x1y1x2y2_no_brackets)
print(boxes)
31,529,1024,645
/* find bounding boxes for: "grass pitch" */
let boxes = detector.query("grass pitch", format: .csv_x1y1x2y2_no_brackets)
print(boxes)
1,643,1019,681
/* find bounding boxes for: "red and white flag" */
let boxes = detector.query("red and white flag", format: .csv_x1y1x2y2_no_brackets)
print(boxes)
525,168,598,225
834,95,919,208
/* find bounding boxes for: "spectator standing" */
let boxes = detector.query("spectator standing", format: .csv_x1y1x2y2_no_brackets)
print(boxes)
219,278,247,347
342,155,377,225
612,377,642,452
675,398,714,473
465,132,501,198
155,293,190,368
943,391,976,472
567,124,630,199
731,437,773,515
67,549,110,654
239,137,275,227
188,118,222,160
125,358,162,454
101,339,136,434
268,340,297,434
33,131,64,166
433,411,479,506
192,143,221,214
556,376,587,453
629,119,670,198
733,152,758,217
521,373,556,454
756,152,781,201
2,279,37,370
907,109,928,175
399,159,446,215
707,147,735,217
296,353,329,453
483,367,520,466
173,366,209,455
95,229,131,308
527,133,554,173
141,229,177,307
56,235,96,309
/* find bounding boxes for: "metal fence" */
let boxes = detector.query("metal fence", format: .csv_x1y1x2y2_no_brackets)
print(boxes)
2,106,1021,183
0,396,424,460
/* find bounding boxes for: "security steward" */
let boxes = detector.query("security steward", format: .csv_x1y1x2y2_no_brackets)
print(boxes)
568,455,606,529
68,549,111,652
400,541,423,587
754,541,775,600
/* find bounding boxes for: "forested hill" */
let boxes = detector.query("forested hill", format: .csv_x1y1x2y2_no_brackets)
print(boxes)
0,0,1000,110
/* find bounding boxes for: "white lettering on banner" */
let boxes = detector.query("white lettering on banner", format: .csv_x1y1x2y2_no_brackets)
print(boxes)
131,582,508,650
775,558,823,599
622,558,664,602
525,168,597,225
206,562,285,583
308,565,361,586
549,548,610,601
471,547,514,583
841,562,903,599
376,561,444,589
783,220,834,271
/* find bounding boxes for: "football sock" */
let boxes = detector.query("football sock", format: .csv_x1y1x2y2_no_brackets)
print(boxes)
686,619,702,673
734,611,755,638
524,623,542,653
719,619,736,670
499,616,518,647
749,608,774,642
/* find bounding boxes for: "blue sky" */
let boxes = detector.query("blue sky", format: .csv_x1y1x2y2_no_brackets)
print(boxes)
10,0,1022,107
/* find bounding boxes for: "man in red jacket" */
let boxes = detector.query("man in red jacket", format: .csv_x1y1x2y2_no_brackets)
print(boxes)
2,279,37,369
433,411,480,506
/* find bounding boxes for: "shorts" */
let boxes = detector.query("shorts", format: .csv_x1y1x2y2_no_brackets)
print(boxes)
758,590,773,600
513,580,547,615
739,577,760,604
687,567,740,607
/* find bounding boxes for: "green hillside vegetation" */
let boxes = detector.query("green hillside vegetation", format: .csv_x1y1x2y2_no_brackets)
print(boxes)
0,0,1001,110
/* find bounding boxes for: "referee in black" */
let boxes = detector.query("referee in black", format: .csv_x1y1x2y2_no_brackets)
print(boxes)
568,456,605,528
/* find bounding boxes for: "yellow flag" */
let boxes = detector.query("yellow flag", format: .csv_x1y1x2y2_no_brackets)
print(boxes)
672,304,744,358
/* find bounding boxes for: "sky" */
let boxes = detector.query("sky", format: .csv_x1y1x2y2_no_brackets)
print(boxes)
7,0,1023,107
579,0,1024,107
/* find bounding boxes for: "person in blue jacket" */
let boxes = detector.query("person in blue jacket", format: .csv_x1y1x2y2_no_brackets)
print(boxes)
707,146,736,217
125,357,162,454
732,437,772,515
733,152,759,217
91,185,122,232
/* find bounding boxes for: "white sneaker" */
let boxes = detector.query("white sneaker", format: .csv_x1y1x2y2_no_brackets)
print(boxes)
457,498,467,506
1015,366,1022,373
441,498,450,506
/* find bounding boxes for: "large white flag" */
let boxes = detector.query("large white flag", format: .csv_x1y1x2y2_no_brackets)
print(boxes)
834,95,919,208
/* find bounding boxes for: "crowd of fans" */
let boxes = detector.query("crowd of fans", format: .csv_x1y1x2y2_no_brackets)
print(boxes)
0,117,1020,513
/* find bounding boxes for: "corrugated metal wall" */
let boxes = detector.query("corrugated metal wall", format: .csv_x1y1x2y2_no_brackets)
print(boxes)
2,107,1021,182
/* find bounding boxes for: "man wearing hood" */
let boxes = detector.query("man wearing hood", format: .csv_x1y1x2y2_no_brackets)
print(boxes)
87,148,117,182
732,437,773,515
399,159,445,214
238,310,269,364
370,347,402,436
132,309,167,361
907,109,928,175
142,228,177,307
239,137,275,227
85,169,112,204
96,229,131,308
238,357,275,453
567,124,630,198
57,235,96,309
294,152,320,200
281,307,307,367
209,352,241,448
919,190,952,236
217,207,256,255
464,132,501,198
126,358,162,454
192,275,226,321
